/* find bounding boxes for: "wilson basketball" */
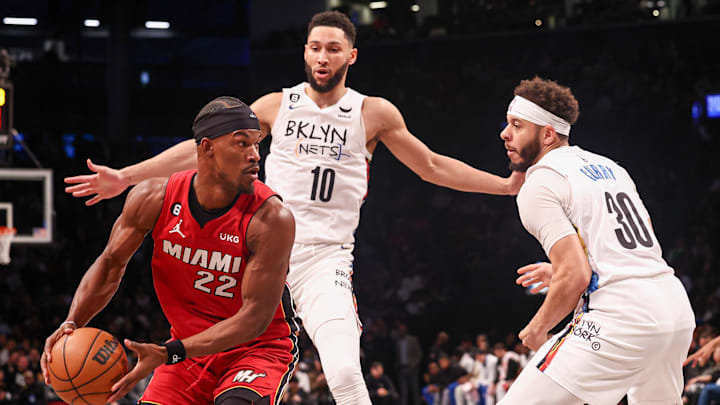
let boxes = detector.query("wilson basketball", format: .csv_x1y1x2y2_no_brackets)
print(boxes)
48,327,128,405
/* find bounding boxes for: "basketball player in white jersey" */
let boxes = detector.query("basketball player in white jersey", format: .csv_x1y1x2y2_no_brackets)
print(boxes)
497,77,695,404
63,11,523,405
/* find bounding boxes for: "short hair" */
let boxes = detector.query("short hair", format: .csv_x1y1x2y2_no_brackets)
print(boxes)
308,11,356,46
193,96,244,127
514,77,580,126
371,361,384,369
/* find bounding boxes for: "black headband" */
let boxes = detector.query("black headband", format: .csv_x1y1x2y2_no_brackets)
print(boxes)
192,106,261,144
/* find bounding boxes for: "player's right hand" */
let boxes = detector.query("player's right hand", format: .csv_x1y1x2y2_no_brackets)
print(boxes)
41,321,77,384
516,262,553,294
65,159,129,206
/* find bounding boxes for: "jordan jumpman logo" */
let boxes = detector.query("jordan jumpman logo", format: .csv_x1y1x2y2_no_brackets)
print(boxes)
169,219,187,238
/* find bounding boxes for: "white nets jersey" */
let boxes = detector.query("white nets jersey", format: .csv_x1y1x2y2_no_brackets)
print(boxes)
526,146,672,288
265,83,371,244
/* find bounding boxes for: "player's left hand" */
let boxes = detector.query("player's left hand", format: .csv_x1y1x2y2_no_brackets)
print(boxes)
684,339,720,367
505,170,526,195
516,262,552,293
519,324,549,351
107,339,165,403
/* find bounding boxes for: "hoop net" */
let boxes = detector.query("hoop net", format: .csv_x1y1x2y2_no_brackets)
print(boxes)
0,226,15,265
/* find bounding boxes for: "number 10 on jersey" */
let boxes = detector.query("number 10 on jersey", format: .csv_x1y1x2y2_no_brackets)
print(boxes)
310,166,335,202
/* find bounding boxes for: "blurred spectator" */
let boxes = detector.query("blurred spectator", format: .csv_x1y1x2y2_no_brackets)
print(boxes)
456,335,475,372
422,361,443,405
0,370,12,404
460,348,498,405
429,332,451,363
362,318,395,376
281,376,311,405
27,350,41,375
493,343,520,401
394,322,423,405
0,336,11,367
17,369,45,405
7,354,30,393
293,361,312,396
308,358,332,405
428,353,469,405
365,362,398,405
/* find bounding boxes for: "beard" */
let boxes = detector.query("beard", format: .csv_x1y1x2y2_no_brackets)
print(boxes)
508,129,542,172
305,62,348,93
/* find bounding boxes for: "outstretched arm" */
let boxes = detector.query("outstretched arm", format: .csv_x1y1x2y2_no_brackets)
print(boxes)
368,97,523,195
65,92,282,206
65,141,196,206
41,178,166,383
108,196,295,401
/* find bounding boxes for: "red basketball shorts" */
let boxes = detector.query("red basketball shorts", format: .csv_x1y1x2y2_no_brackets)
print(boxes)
140,337,298,405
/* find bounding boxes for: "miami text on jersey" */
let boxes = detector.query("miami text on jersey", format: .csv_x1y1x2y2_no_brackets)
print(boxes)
162,240,243,273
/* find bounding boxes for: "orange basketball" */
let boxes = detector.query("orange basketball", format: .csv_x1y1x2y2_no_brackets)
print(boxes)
48,327,128,405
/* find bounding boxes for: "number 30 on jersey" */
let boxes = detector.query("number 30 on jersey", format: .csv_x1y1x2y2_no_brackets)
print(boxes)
605,192,654,250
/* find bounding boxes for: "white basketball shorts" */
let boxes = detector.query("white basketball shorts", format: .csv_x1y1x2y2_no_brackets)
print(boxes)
286,243,362,341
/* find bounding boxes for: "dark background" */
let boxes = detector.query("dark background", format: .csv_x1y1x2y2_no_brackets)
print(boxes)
0,0,719,402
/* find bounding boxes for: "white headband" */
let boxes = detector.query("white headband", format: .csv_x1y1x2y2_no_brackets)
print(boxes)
507,95,571,136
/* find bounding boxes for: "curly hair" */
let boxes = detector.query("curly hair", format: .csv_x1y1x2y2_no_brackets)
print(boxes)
514,77,580,125
308,11,356,46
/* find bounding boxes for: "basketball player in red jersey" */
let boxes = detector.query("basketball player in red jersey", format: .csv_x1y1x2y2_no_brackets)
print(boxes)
41,97,299,405
63,11,524,405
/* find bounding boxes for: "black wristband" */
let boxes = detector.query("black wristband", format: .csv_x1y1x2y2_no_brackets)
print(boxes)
163,340,186,365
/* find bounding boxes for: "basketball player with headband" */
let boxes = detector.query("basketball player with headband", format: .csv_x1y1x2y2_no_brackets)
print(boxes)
42,97,300,405
498,77,694,404
63,12,524,405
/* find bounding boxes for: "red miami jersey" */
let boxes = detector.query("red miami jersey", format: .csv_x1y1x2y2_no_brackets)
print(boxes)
151,170,299,345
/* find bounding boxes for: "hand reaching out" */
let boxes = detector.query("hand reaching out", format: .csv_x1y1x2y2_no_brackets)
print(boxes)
684,336,720,368
65,159,130,206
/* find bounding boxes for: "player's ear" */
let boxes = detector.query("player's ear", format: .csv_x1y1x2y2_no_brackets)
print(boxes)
348,48,358,66
543,125,556,145
200,138,214,156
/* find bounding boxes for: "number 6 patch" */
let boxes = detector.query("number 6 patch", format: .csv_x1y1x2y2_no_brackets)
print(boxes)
171,203,182,216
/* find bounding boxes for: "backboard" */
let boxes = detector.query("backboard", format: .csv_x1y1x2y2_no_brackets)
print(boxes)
0,168,53,243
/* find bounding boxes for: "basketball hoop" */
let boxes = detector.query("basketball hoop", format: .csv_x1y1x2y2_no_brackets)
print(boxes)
0,226,15,265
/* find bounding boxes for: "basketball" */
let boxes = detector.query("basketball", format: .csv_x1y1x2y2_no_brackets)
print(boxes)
48,327,128,405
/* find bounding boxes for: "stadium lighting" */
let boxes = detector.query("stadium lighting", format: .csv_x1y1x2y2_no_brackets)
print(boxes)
3,17,38,26
652,9,660,17
411,4,420,12
83,19,100,28
145,20,170,29
535,18,543,27
369,2,388,9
